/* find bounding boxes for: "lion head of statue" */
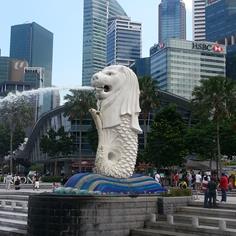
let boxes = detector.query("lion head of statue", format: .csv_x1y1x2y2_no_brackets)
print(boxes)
91,65,142,133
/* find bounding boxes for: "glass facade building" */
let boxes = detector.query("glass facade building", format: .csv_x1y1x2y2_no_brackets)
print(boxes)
0,57,11,84
107,16,141,66
206,0,236,80
82,0,127,86
130,57,151,77
10,22,53,87
193,0,206,41
158,0,186,43
150,39,226,99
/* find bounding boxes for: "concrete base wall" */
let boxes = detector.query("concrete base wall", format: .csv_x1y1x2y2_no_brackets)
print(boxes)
28,194,159,236
158,196,193,215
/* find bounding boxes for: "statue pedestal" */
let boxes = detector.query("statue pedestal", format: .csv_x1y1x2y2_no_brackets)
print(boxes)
63,172,165,194
28,194,159,236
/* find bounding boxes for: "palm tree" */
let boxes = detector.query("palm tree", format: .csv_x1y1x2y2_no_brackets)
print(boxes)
191,76,236,176
64,89,96,170
138,76,159,148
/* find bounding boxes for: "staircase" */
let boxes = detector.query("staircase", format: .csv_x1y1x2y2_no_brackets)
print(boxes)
131,201,236,236
0,183,52,235
0,192,28,235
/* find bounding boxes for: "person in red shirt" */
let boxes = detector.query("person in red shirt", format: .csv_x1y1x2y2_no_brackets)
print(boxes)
219,173,228,202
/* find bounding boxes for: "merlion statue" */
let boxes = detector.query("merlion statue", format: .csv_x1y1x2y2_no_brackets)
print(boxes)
89,65,142,178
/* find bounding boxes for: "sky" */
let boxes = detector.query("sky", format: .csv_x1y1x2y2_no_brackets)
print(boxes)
0,0,193,87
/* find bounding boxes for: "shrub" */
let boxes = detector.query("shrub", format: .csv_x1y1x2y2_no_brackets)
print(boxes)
41,176,62,183
161,187,192,197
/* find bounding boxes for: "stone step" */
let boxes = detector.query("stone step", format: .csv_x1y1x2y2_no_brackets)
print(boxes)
131,228,199,236
189,201,236,210
171,213,236,229
0,210,27,221
0,195,28,201
0,226,26,235
0,217,27,230
0,183,53,190
177,206,236,218
0,206,28,214
146,221,236,236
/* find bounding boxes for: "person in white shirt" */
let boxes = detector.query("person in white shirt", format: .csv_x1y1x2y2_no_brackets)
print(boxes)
155,173,161,184
195,172,202,199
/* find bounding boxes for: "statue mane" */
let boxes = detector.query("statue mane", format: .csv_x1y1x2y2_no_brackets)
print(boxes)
91,65,142,133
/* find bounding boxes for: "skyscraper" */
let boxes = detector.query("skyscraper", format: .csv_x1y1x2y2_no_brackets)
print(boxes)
206,0,236,79
107,16,141,66
150,39,226,99
193,0,206,41
82,0,127,86
158,0,186,43
10,22,53,87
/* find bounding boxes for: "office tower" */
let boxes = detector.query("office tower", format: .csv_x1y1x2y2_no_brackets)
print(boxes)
107,16,141,66
82,0,127,86
150,39,226,99
206,0,236,79
0,57,28,83
193,0,206,41
130,57,151,77
10,22,53,87
24,67,44,89
158,0,186,43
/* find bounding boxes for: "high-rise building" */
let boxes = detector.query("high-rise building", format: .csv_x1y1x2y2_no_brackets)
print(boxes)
193,0,206,41
150,39,226,99
82,0,127,86
0,56,28,83
107,16,141,66
10,22,53,87
24,67,44,89
158,0,186,43
206,0,236,79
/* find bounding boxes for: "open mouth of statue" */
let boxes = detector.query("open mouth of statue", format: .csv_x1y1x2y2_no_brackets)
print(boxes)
95,85,111,93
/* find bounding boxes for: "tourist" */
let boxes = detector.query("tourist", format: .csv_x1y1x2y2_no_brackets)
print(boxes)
35,175,40,190
219,173,228,203
207,177,217,208
155,172,161,184
14,175,21,190
5,173,12,190
195,172,202,199
202,176,209,208
173,172,179,187
33,174,40,190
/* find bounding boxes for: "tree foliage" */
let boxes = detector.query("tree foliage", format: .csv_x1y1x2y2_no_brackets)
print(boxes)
40,127,74,157
64,89,96,121
144,105,187,168
138,76,159,148
63,89,96,161
191,76,236,174
0,124,25,158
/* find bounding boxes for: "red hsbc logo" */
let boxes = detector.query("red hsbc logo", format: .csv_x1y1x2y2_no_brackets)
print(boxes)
192,42,224,53
212,44,223,52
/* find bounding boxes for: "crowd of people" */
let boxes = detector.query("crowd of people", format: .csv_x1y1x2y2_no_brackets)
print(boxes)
155,170,235,208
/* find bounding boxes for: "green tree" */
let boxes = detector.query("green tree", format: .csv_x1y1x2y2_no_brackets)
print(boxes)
40,127,74,175
0,95,33,174
220,118,236,157
191,76,236,175
138,76,159,148
63,89,96,170
144,105,187,168
0,124,25,171
184,122,216,161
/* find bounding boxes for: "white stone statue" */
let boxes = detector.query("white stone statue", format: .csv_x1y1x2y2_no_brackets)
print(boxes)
89,65,142,178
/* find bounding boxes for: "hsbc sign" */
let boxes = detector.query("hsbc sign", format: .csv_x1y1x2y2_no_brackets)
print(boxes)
192,42,224,53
